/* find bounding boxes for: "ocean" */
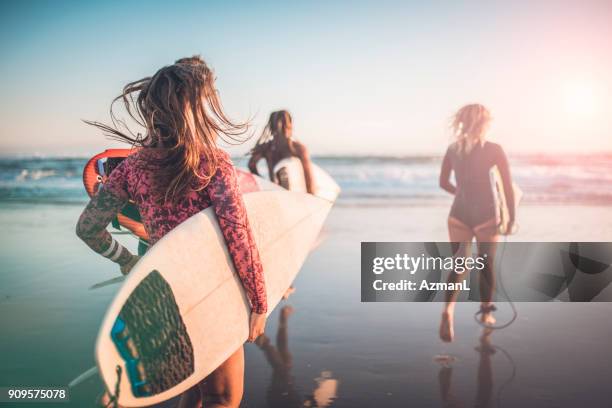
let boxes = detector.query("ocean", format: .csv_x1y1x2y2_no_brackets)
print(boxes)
2,154,612,206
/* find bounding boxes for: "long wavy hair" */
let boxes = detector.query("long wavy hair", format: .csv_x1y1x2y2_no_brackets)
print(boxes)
249,110,296,156
85,55,248,202
450,104,491,155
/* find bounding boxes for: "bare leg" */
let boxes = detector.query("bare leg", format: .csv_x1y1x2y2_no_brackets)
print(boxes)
200,346,245,408
475,220,500,326
440,217,474,342
176,385,203,408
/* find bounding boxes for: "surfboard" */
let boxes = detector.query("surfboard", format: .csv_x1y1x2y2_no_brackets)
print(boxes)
273,157,341,202
83,149,149,240
490,165,523,235
95,169,338,407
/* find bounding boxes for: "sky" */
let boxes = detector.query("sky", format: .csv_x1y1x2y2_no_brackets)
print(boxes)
0,0,611,156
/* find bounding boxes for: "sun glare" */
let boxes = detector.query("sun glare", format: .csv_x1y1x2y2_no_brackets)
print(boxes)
562,81,600,118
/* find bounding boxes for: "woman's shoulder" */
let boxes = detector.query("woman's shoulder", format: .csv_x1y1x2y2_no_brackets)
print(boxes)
128,147,164,162
123,148,163,172
290,140,308,156
210,149,234,173
446,141,460,156
112,148,143,174
483,141,505,155
213,148,232,163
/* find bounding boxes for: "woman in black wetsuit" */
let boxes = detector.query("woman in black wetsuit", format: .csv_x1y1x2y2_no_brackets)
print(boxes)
438,104,515,342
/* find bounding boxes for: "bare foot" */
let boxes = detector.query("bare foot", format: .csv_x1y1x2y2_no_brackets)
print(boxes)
282,286,296,300
480,311,496,326
439,311,454,343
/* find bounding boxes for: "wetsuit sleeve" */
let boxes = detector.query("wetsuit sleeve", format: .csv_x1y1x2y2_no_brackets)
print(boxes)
495,145,516,222
76,160,134,266
294,142,315,194
208,152,268,314
439,147,456,195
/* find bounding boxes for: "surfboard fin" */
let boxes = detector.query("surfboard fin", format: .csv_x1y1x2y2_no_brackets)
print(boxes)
68,365,98,388
89,276,125,290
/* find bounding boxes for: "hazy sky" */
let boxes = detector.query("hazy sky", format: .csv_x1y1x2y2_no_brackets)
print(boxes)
1,0,611,156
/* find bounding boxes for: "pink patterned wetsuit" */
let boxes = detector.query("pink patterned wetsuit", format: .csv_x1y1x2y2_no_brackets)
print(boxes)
77,148,267,313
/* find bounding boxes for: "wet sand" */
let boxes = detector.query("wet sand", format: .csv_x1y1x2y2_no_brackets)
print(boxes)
1,202,611,407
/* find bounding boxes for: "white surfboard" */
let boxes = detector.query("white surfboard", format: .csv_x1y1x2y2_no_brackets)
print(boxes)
490,165,523,235
95,171,337,407
273,157,340,202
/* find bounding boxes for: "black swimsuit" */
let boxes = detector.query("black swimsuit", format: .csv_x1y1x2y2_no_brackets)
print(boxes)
444,142,508,229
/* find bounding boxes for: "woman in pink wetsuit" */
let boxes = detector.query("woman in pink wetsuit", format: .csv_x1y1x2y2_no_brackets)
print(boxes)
76,56,266,408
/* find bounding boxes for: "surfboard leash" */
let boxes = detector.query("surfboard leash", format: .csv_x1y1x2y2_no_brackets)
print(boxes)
102,365,122,408
473,234,518,330
471,234,518,406
494,343,517,408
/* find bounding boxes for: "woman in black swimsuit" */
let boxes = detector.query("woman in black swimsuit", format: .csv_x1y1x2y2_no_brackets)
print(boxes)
248,110,315,194
438,104,515,342
248,110,315,300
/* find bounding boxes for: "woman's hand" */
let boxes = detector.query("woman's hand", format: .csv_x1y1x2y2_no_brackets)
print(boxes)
119,255,140,276
247,311,267,342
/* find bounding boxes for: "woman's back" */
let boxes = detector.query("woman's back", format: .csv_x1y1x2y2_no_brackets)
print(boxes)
446,141,502,196
257,140,296,170
444,141,509,229
76,55,269,408
105,148,240,245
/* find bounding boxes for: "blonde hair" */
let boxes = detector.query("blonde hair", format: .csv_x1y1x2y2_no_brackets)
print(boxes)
451,104,491,155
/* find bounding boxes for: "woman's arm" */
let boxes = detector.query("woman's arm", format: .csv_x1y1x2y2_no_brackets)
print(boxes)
76,188,135,269
208,152,268,315
294,142,315,194
439,148,456,195
76,159,136,272
496,145,516,223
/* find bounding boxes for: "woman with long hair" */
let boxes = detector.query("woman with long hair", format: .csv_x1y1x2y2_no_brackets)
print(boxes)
76,56,266,407
247,110,315,194
438,104,515,342
247,110,313,300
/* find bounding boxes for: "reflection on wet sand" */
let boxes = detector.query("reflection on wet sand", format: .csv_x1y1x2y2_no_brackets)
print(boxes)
256,305,338,408
96,305,338,408
437,328,516,408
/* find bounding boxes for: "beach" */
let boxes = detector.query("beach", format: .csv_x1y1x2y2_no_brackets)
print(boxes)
2,1,612,406
1,191,611,407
